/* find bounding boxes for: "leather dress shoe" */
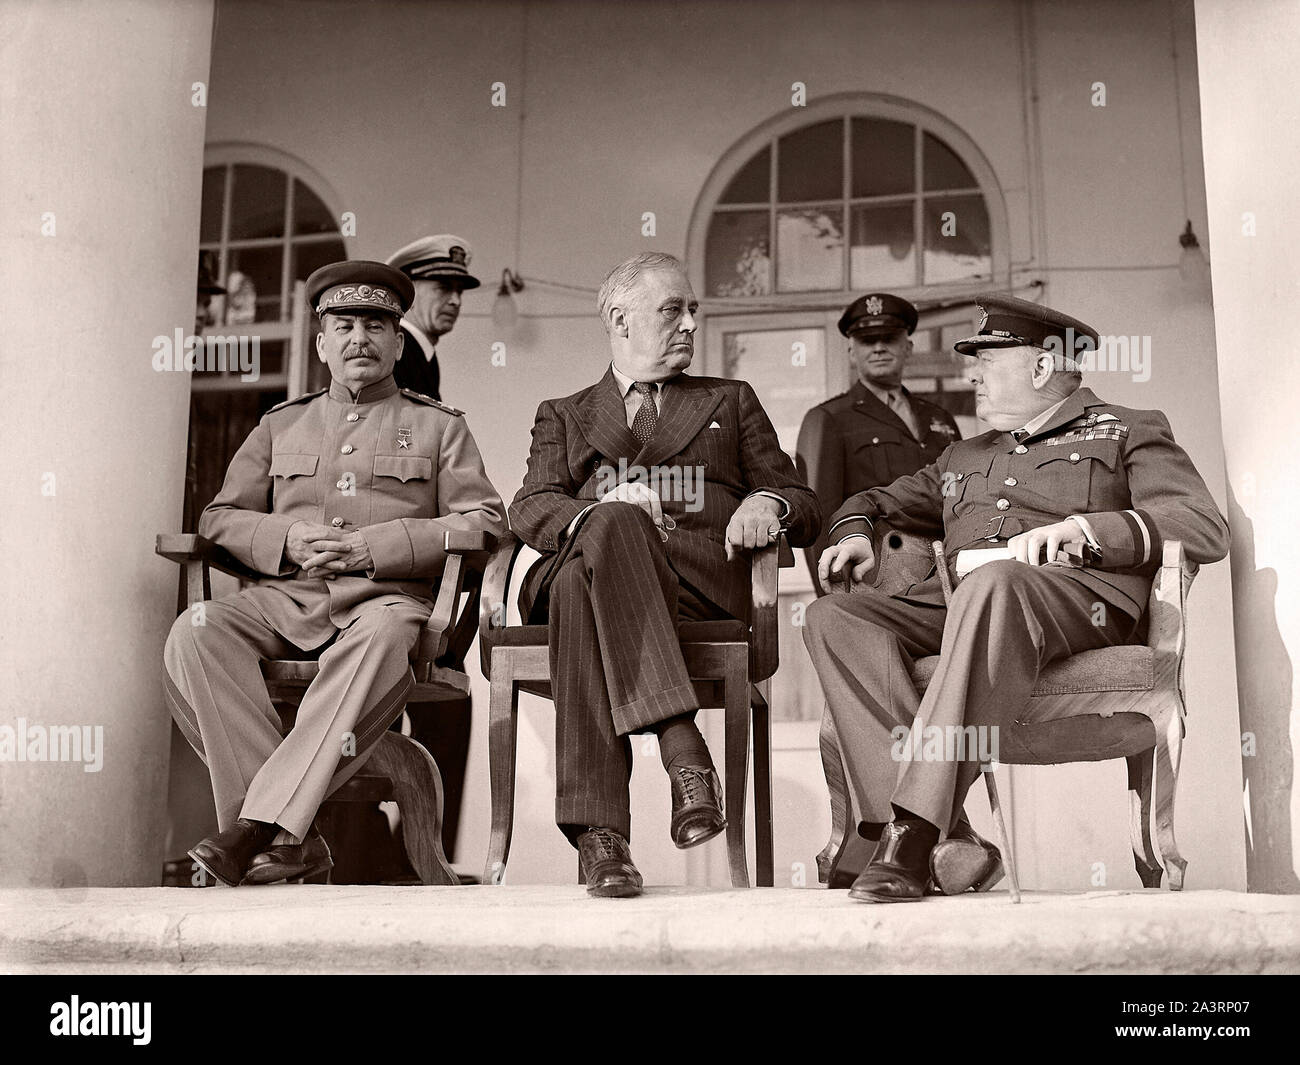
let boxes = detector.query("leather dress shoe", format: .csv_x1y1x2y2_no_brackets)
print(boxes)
577,828,643,898
848,820,935,903
188,818,278,888
669,765,726,849
929,820,1004,895
242,825,333,885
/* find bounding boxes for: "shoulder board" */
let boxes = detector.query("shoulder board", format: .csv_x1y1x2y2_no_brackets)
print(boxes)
400,388,463,416
267,388,327,413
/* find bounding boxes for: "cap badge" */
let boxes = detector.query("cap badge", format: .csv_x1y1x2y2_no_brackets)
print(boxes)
978,308,989,331
448,245,467,266
864,296,884,316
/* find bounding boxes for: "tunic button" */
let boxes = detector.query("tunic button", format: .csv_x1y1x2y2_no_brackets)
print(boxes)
1014,444,1028,455
955,473,964,481
996,498,1010,511
346,412,359,422
1069,452,1081,463
1004,477,1018,487
331,517,344,527
336,479,349,491
341,444,354,454
871,437,880,444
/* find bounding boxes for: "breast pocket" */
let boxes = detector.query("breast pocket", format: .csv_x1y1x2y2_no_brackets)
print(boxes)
943,454,995,518
372,454,435,522
849,428,909,487
1033,441,1121,513
269,453,319,479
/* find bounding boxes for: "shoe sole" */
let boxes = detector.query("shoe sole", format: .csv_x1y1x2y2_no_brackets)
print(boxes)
587,883,643,898
930,841,1004,895
241,857,334,886
186,849,241,888
848,889,925,903
672,818,727,850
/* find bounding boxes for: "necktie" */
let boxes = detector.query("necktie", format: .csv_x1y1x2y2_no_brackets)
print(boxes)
889,390,919,438
631,381,658,445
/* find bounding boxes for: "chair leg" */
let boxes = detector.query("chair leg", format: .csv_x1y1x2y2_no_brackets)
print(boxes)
1150,698,1188,891
723,645,752,888
483,656,520,885
751,681,773,887
367,732,458,886
983,769,1021,903
816,705,852,886
1126,747,1163,888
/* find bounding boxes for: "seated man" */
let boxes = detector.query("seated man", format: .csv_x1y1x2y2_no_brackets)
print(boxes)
804,294,1229,903
164,260,506,887
510,251,820,898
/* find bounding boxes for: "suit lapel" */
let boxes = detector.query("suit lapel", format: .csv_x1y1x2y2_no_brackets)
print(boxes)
575,366,641,462
635,374,723,469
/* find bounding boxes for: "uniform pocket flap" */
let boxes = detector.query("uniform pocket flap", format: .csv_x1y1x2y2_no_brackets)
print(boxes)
269,453,319,478
374,454,433,482
1034,441,1120,471
851,427,905,448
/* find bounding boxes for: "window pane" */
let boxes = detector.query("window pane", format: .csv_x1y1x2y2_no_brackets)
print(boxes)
777,120,842,202
706,210,771,296
851,118,914,198
923,194,991,283
293,179,337,235
776,206,843,292
229,164,287,240
200,166,225,243
718,145,770,204
923,132,977,191
720,327,825,456
849,203,915,288
225,245,284,322
293,239,347,291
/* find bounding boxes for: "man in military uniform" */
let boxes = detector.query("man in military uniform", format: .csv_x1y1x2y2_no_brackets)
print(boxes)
383,234,481,863
797,293,960,595
163,260,506,887
803,294,1229,903
385,233,480,402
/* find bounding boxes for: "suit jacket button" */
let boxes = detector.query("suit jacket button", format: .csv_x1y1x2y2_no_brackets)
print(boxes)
996,498,1010,511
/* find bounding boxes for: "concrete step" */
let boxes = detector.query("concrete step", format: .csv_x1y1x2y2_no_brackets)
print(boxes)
2,886,1297,974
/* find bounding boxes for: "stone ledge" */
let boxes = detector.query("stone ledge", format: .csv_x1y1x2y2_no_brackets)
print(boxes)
2,886,1297,975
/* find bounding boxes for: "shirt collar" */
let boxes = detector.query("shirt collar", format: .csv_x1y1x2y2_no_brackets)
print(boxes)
328,374,399,405
400,319,437,362
610,361,670,397
862,380,903,406
1019,395,1071,437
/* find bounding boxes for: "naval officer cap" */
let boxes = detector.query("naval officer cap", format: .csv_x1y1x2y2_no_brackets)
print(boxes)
385,234,481,289
306,260,415,319
837,293,919,338
954,293,1100,356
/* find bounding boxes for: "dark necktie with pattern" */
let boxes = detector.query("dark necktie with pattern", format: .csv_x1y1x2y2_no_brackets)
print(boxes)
631,381,658,445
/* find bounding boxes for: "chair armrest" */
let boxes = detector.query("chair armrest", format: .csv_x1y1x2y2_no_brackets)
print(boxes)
1148,540,1188,656
155,533,262,581
826,519,934,596
444,529,495,555
416,531,499,672
749,535,787,682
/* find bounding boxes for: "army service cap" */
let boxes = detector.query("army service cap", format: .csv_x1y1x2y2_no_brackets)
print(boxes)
306,260,415,319
386,234,481,289
838,293,919,338
954,293,1100,356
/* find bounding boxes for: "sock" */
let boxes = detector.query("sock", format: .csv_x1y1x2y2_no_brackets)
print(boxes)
891,804,940,850
652,713,713,772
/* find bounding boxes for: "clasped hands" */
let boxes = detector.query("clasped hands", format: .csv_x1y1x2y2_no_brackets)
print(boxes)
285,521,373,579
817,517,1090,587
597,482,783,561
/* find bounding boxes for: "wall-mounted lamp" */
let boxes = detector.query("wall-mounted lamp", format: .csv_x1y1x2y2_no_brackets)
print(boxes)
492,269,526,331
1178,220,1210,291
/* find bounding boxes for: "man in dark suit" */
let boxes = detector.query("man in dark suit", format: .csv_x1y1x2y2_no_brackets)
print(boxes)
510,252,820,897
803,294,1229,903
797,293,960,595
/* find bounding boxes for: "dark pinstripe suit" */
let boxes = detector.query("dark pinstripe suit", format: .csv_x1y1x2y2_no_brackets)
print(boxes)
510,368,819,838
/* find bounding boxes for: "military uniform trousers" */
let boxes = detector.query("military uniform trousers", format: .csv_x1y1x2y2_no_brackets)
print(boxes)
163,581,429,839
803,560,1136,835
522,503,730,842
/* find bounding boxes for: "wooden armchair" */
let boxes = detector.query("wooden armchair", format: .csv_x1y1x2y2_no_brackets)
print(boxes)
476,530,794,888
817,522,1198,897
156,529,495,885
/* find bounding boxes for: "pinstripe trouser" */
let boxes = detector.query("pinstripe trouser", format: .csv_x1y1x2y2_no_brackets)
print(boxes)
163,590,425,838
524,503,728,841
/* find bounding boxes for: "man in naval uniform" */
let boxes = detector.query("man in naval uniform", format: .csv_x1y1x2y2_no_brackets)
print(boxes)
163,260,506,887
383,233,482,863
797,293,960,596
803,293,1229,903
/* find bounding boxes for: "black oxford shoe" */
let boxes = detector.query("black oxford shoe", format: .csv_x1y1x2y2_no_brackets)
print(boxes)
577,828,643,898
242,825,333,885
669,765,726,849
848,820,934,903
929,820,1004,895
188,818,279,888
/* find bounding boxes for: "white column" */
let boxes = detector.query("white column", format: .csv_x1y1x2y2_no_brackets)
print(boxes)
0,0,215,886
1196,0,1300,893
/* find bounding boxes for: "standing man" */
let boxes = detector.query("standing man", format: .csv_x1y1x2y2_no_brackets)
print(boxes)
803,294,1229,903
796,293,959,595
384,233,481,864
385,233,480,401
164,260,505,887
511,252,820,898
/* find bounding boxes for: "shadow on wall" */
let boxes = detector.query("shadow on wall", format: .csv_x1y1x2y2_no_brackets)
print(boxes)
1227,488,1298,893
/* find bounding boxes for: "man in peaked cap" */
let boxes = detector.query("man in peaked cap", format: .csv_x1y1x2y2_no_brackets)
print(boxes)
797,293,961,597
163,260,505,887
803,292,1229,902
385,234,481,402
